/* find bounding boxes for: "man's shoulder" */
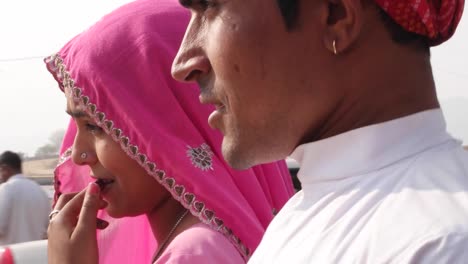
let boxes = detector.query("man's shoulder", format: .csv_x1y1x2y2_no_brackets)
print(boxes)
10,175,41,186
0,180,15,191
411,141,468,170
400,143,468,190
391,231,468,263
3,176,48,197
367,151,468,256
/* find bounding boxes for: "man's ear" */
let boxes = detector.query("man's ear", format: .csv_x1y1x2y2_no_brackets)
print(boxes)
321,0,366,54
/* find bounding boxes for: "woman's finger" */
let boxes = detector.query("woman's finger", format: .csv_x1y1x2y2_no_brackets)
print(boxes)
74,183,101,237
47,191,85,244
54,192,79,211
49,190,86,235
54,188,107,212
49,183,108,232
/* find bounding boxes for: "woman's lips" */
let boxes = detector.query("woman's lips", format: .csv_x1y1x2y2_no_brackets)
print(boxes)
95,178,115,191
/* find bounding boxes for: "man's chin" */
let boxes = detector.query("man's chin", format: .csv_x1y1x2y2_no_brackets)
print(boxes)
221,142,256,170
222,138,289,170
227,159,254,170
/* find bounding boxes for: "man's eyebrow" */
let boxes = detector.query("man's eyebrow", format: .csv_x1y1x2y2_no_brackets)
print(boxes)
179,0,193,8
66,109,88,118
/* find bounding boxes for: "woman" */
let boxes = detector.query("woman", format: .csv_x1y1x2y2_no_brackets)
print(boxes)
45,0,294,263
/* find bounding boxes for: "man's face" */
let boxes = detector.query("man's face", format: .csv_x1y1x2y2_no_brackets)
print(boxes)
0,164,10,182
173,0,340,169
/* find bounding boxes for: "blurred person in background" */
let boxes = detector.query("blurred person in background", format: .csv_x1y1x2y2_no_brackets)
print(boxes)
0,151,50,246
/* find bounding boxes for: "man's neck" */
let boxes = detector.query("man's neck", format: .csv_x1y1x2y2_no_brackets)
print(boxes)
302,44,438,144
3,172,21,182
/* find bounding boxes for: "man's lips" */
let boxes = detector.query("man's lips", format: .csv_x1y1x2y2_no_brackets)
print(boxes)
214,103,226,113
208,106,226,130
199,95,227,129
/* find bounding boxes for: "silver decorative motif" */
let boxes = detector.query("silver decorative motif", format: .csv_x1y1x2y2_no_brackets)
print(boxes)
57,147,73,166
146,162,156,172
187,143,214,171
183,193,195,205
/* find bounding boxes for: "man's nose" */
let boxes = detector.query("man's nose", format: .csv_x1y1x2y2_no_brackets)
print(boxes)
172,50,211,83
172,20,211,83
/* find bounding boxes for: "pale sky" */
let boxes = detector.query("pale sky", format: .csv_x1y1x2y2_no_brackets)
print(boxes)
0,0,467,156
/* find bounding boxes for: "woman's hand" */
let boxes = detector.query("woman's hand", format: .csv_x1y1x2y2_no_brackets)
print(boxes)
47,183,108,264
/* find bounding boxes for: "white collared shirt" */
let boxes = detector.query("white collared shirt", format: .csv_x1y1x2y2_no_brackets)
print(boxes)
0,174,51,245
249,109,468,263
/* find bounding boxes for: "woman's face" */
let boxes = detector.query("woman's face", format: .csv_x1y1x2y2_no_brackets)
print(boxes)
65,94,171,218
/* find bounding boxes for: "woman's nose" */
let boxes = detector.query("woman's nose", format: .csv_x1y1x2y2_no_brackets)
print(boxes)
71,147,96,166
71,133,96,166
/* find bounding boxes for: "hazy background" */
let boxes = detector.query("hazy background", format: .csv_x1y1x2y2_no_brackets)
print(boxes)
0,0,467,157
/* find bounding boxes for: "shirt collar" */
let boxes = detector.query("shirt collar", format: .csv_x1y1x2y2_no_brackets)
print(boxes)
290,109,456,185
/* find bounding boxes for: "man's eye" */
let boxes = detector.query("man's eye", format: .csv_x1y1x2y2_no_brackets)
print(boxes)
85,123,103,134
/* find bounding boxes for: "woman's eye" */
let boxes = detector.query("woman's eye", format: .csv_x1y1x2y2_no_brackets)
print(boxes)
85,123,103,134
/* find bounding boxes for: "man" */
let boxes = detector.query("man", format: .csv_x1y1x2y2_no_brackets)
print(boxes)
172,0,468,262
0,151,50,245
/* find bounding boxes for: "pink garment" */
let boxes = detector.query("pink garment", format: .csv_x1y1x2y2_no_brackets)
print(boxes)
155,223,244,264
46,0,294,263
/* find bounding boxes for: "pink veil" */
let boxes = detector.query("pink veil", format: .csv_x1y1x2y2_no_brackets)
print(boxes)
48,0,294,263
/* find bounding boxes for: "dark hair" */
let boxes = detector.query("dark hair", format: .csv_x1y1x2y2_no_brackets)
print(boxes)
0,151,22,171
276,0,429,51
276,0,300,29
378,8,429,52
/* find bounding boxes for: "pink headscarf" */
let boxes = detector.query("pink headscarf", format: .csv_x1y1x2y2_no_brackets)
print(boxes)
46,0,294,263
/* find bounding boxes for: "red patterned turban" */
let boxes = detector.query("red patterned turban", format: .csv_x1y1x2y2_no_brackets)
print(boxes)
374,0,465,45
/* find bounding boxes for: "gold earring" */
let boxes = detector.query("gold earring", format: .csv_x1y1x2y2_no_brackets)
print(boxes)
333,40,337,55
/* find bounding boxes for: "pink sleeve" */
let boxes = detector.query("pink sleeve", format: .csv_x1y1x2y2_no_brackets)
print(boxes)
154,224,245,264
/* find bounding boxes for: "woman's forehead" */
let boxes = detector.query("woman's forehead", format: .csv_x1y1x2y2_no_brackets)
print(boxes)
65,91,88,117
